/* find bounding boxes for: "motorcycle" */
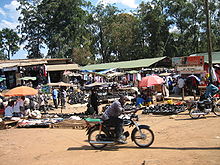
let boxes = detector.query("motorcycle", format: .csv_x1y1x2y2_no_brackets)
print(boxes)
84,109,154,149
189,96,220,119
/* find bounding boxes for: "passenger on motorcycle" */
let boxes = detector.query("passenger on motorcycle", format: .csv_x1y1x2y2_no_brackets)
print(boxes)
101,95,132,144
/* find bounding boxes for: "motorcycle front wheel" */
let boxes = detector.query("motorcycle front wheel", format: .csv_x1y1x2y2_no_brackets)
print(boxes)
213,101,220,116
189,108,201,119
132,126,154,148
88,127,108,149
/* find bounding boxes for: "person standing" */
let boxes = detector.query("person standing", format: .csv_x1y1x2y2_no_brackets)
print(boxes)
39,93,46,112
52,87,58,109
90,89,99,114
177,77,185,95
60,88,67,110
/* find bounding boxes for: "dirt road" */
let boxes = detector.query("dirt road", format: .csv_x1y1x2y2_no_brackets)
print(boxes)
0,110,220,165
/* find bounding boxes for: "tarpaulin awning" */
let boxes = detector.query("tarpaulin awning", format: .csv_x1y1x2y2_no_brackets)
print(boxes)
0,77,6,82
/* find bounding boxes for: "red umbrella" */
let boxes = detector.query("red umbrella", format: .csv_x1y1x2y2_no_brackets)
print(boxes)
139,75,164,87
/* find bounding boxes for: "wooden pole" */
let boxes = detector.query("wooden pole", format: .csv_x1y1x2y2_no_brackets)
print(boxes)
205,0,213,82
181,87,184,101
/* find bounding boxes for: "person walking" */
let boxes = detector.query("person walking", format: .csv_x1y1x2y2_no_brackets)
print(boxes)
52,87,58,109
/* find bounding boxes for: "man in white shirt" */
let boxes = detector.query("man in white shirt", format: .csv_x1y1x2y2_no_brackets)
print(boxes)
13,96,25,117
177,77,185,89
177,77,185,95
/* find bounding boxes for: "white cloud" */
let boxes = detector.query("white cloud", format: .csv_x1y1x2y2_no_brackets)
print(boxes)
0,0,20,30
0,8,6,16
4,0,20,21
4,0,20,10
98,0,138,8
0,20,18,29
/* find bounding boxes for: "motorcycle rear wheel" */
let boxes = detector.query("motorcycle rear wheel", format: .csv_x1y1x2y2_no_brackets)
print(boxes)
132,127,154,148
88,128,108,149
189,108,201,119
213,102,220,116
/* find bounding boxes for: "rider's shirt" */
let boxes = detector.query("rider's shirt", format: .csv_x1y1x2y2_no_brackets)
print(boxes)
102,100,123,120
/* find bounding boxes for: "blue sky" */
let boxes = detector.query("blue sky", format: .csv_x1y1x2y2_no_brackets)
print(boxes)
0,0,149,59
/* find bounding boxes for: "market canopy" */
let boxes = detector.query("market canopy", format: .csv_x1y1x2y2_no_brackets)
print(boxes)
159,73,171,76
47,82,76,87
63,71,82,77
19,77,37,81
106,72,125,78
81,57,167,70
126,70,139,74
84,82,107,88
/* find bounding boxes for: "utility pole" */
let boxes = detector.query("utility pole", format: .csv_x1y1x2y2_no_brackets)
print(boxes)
205,0,213,82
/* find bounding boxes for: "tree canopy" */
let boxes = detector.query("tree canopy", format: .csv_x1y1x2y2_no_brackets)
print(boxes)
0,28,20,60
1,0,219,64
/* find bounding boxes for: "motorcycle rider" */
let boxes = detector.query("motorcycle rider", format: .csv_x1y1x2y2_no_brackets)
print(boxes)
204,81,219,98
102,95,131,144
200,80,219,100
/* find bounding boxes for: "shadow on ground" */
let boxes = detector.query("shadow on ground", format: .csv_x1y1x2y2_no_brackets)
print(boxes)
67,145,220,151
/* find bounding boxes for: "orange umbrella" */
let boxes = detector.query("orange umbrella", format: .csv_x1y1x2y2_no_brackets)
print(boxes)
4,86,38,97
139,75,164,87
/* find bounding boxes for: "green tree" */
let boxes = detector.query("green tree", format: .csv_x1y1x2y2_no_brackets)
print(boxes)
18,0,92,59
0,28,20,60
91,3,121,63
109,13,139,61
17,0,44,58
72,47,93,66
38,0,90,58
136,0,170,58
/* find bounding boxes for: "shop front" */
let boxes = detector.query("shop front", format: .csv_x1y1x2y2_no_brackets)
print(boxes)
3,67,18,89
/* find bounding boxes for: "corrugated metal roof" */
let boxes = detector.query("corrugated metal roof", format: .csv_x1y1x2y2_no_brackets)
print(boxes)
81,57,166,70
0,63,18,69
19,61,47,66
0,60,48,69
190,51,220,64
47,64,80,71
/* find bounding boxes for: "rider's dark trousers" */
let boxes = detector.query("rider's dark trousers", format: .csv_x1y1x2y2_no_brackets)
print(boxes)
53,98,58,108
104,117,123,139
